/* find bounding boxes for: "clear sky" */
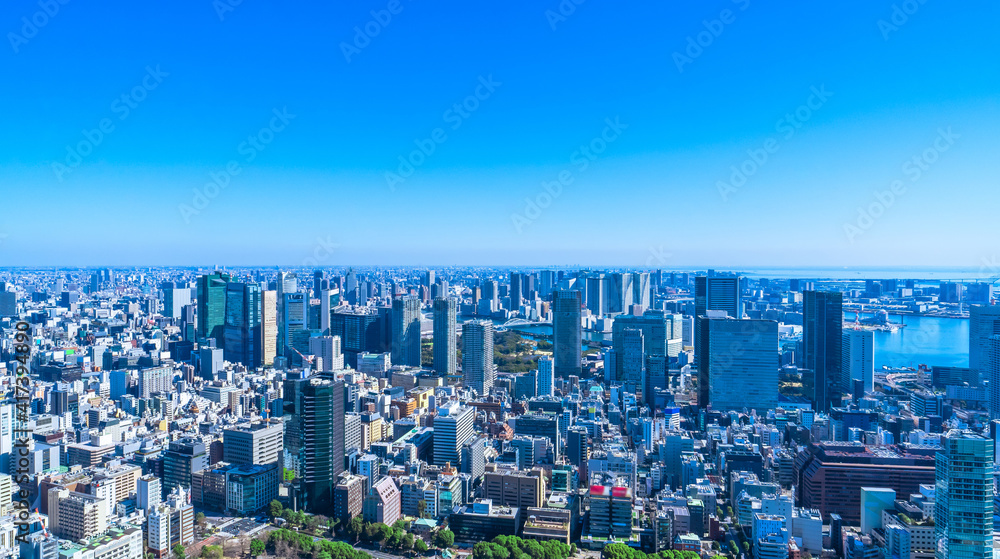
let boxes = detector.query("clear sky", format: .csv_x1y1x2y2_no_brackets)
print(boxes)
1,0,997,267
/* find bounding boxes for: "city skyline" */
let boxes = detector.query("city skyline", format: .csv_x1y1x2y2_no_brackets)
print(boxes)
2,1,999,266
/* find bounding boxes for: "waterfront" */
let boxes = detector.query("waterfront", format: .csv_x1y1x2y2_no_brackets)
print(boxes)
500,313,969,370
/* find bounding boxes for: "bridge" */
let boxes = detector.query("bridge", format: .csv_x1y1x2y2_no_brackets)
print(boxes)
500,318,550,328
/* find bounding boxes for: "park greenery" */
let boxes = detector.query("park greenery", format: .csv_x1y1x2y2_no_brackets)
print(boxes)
267,529,372,559
473,536,574,559
600,543,711,559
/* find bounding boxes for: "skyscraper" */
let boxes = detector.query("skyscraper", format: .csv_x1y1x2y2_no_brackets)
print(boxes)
434,402,474,467
969,304,1000,376
433,297,457,375
313,269,325,299
276,271,298,356
162,437,208,498
162,282,191,320
261,290,277,367
621,328,645,398
283,374,345,514
309,335,344,372
803,290,844,411
696,317,779,412
509,272,523,310
694,275,742,318
586,273,606,316
567,426,590,484
392,295,422,367
631,272,651,311
988,336,1000,420
935,430,993,559
462,320,495,395
842,329,874,397
612,310,676,381
537,356,554,397
197,272,230,346
283,292,309,361
553,289,582,378
223,282,262,368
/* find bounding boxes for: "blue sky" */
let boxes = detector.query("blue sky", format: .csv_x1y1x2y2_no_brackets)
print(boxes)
1,0,997,267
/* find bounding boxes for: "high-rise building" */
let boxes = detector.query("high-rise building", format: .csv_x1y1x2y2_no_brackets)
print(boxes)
988,336,1000,420
586,273,606,316
697,317,778,412
261,290,278,366
803,290,844,411
567,426,590,483
935,430,994,559
224,282,262,367
310,335,344,372
462,320,495,395
224,422,283,466
392,295,422,367
138,365,173,398
970,304,1000,376
611,310,679,380
313,270,325,299
162,438,208,498
510,272,523,310
162,283,192,320
197,272,231,345
484,470,544,510
283,374,346,514
433,402,474,467
137,475,161,513
694,275,742,318
537,356,554,397
553,289,582,378
632,272,651,311
621,328,645,397
276,271,298,356
842,329,875,397
283,292,309,361
433,297,457,375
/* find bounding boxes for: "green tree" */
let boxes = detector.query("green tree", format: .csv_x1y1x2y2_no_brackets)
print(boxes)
434,529,455,549
414,539,429,554
346,516,364,543
742,541,750,553
402,533,415,552
249,539,265,557
195,512,206,526
269,499,283,518
199,546,223,559
172,544,187,559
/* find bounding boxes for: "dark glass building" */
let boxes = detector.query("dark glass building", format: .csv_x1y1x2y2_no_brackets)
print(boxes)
803,290,843,411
